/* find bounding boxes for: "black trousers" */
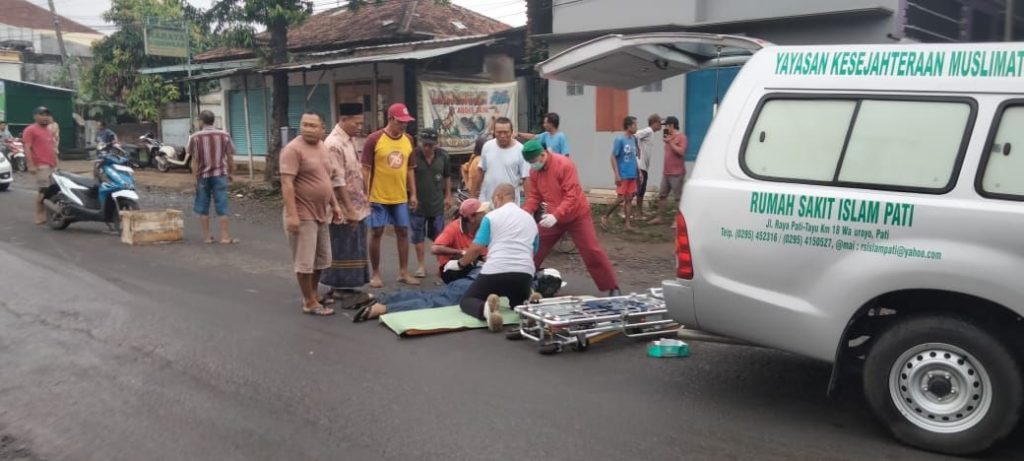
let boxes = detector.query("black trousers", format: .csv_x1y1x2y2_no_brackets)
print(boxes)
636,169,649,202
459,272,534,320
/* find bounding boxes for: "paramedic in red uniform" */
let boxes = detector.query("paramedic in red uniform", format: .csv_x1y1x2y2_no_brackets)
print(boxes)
520,140,621,296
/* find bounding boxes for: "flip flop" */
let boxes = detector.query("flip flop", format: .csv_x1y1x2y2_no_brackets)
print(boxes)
203,237,215,244
369,277,384,289
219,238,240,244
339,293,374,310
302,305,335,316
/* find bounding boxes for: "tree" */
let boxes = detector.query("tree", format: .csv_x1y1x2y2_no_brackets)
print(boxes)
84,0,210,121
207,0,312,183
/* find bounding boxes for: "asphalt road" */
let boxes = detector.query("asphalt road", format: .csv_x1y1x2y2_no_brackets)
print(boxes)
0,178,1019,461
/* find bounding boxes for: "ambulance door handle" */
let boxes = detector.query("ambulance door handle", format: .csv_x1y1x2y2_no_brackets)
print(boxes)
759,131,766,143
1003,142,1012,156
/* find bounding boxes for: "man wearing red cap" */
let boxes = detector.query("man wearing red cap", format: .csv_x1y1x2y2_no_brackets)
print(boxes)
521,140,621,296
362,103,419,288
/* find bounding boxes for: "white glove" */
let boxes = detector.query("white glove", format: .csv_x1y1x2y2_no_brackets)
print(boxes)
443,259,462,272
539,214,558,228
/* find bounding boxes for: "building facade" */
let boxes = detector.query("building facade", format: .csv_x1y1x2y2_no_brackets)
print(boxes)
541,0,1024,189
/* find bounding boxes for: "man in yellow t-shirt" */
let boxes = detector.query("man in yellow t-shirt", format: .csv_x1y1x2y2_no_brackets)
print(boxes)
361,103,419,288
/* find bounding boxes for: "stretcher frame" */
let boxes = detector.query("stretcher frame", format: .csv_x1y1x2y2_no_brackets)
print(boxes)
507,288,681,354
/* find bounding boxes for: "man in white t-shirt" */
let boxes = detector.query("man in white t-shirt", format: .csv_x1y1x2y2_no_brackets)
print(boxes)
473,117,530,204
456,183,538,332
633,113,663,218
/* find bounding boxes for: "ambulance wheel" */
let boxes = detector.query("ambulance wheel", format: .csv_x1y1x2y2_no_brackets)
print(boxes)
572,334,589,352
863,315,1022,455
538,342,561,355
505,329,524,341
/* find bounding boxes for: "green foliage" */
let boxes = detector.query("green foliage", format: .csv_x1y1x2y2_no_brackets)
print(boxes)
206,0,312,55
84,0,213,121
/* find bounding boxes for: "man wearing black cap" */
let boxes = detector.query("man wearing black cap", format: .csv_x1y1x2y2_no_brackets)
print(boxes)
410,128,452,278
22,107,59,224
321,103,372,301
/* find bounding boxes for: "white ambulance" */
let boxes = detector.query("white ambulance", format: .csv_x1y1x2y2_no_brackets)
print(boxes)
539,33,1024,455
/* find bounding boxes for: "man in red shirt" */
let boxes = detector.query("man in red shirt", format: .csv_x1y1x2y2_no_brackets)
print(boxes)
22,107,59,225
521,140,620,296
649,116,688,225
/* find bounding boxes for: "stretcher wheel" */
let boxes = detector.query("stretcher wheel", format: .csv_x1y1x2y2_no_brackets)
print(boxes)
538,342,562,355
572,334,589,352
505,329,524,341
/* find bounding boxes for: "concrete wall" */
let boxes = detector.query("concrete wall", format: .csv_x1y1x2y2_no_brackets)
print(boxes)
554,0,699,34
0,62,19,81
696,0,899,24
549,74,685,190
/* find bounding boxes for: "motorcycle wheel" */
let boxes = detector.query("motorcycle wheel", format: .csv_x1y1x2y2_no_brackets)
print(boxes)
0,184,9,192
15,158,26,172
155,156,170,173
110,199,140,233
46,199,71,230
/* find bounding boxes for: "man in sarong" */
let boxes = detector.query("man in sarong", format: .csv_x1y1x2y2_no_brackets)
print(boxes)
321,103,372,307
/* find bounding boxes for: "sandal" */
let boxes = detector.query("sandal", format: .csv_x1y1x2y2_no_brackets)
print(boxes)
354,303,386,323
203,237,216,244
339,293,374,310
302,305,335,316
219,238,240,245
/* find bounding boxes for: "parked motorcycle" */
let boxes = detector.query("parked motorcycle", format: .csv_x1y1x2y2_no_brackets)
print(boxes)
3,137,27,172
43,149,140,232
141,133,189,173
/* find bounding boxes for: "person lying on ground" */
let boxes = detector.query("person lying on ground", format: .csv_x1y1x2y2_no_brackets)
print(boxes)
352,199,491,322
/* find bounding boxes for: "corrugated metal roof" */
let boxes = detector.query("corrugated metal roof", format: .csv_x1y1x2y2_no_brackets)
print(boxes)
0,78,75,93
263,39,493,73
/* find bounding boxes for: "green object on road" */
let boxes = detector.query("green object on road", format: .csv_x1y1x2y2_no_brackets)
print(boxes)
380,300,519,336
647,339,690,358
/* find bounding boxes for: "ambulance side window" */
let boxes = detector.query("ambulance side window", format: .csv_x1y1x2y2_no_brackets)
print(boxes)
979,105,1024,198
742,95,974,193
839,100,971,189
743,99,855,182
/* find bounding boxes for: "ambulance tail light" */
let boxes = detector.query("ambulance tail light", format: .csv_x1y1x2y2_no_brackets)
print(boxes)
676,212,693,280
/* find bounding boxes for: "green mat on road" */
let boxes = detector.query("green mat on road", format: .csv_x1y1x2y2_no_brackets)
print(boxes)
379,299,519,337
378,295,597,337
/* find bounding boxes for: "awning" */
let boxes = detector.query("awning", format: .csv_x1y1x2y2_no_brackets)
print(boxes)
139,59,259,75
262,39,494,73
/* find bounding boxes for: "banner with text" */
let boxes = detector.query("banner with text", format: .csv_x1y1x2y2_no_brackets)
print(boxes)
419,81,517,154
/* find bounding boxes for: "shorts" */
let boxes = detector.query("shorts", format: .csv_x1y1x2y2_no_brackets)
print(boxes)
410,214,445,244
194,175,230,216
616,178,638,197
659,174,684,201
286,219,332,274
369,203,411,229
35,166,53,191
636,170,649,200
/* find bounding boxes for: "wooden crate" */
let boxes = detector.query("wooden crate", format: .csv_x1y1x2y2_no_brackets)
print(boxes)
120,209,185,245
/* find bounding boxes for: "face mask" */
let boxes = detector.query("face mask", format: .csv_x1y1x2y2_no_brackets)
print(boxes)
530,161,544,171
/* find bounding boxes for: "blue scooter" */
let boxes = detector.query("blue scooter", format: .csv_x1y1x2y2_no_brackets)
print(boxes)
43,146,140,231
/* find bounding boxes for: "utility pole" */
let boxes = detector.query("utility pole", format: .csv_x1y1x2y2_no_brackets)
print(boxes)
46,0,68,64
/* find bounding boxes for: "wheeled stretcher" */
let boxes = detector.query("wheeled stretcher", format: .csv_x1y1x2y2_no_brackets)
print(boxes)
506,289,681,354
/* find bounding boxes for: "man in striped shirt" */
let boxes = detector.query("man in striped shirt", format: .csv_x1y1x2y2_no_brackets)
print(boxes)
188,110,238,244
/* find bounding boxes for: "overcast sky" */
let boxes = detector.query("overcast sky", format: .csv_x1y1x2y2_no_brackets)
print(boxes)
48,0,527,33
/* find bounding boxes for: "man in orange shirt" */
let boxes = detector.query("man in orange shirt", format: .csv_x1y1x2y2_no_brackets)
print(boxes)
362,103,419,288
